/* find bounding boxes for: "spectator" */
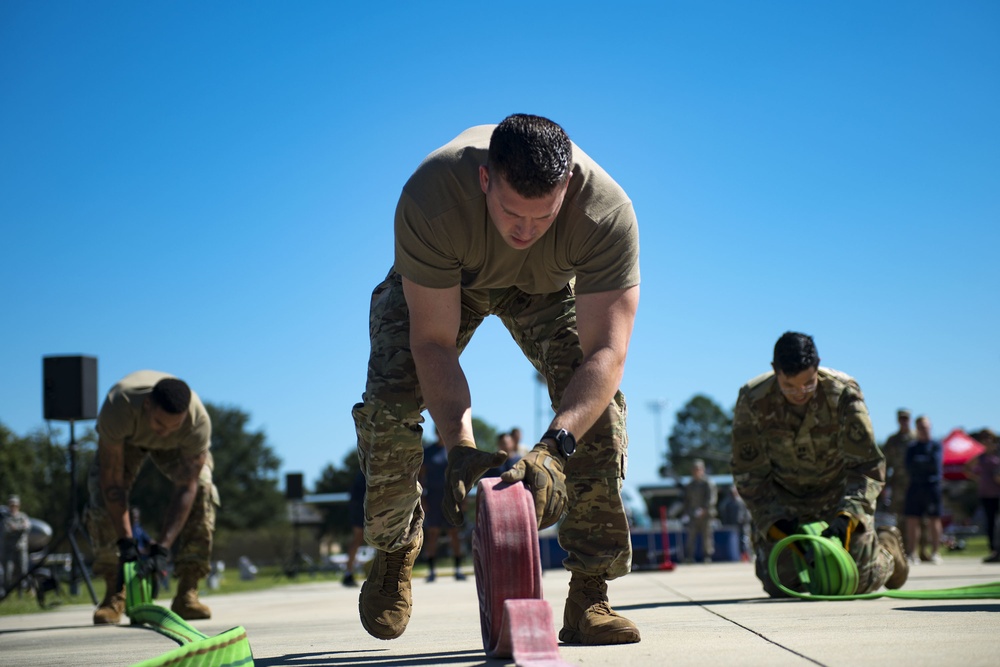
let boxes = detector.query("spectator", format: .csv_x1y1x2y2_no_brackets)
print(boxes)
719,486,751,562
964,429,1000,563
731,331,908,596
343,469,367,586
130,507,152,556
904,415,945,564
509,427,525,459
682,460,717,563
419,434,467,583
484,432,522,478
2,495,31,596
881,409,914,535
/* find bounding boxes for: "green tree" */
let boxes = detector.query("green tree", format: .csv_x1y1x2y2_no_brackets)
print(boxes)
131,403,285,531
422,417,500,450
0,421,95,528
472,417,500,451
666,394,733,476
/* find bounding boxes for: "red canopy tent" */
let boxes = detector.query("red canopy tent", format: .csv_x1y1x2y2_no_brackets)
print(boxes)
942,428,986,480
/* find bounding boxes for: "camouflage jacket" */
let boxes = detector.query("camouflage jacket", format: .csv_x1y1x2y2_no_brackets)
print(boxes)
730,367,885,533
882,430,914,490
683,477,718,518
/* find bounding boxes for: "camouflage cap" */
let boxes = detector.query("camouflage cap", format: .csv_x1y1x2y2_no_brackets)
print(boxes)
897,409,911,418
8,495,20,505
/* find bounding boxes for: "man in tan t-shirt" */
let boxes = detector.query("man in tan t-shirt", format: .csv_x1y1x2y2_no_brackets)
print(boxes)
85,370,218,624
352,114,641,644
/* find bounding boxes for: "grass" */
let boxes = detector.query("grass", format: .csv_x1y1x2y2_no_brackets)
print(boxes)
0,561,449,617
0,564,353,616
2,536,996,616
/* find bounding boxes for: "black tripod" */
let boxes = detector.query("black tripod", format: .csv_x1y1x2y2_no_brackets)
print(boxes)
279,502,315,579
1,421,98,605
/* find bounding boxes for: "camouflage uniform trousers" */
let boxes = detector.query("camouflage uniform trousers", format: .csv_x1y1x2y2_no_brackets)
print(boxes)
2,538,29,591
882,432,914,532
352,270,632,579
750,508,895,596
85,447,219,580
685,514,714,561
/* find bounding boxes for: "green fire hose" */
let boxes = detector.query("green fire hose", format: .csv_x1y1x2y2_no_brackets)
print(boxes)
123,562,255,667
767,521,1000,600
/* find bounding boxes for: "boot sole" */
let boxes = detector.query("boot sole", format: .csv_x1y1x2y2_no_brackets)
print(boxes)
559,626,641,645
93,615,122,625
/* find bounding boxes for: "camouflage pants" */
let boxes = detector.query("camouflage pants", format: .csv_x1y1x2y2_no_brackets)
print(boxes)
352,270,632,579
685,514,714,560
2,541,28,591
751,513,894,596
85,447,218,580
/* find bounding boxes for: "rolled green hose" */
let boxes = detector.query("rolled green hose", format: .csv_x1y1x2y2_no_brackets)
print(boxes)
767,522,1000,601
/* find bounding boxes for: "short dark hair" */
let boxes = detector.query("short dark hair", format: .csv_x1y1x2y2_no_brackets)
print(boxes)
772,331,819,376
488,114,572,198
150,378,192,414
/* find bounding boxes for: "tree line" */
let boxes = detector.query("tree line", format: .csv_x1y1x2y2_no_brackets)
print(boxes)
0,409,509,546
0,404,289,534
1,394,732,549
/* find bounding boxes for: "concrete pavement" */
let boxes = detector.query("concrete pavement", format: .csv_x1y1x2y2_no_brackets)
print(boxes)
2,556,999,666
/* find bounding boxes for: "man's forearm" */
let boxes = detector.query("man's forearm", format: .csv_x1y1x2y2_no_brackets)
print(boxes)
551,345,624,438
159,482,198,549
98,442,131,539
411,341,475,449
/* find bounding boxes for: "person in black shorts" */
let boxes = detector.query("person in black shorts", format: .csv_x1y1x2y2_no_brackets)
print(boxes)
419,435,467,582
904,415,944,564
343,469,367,587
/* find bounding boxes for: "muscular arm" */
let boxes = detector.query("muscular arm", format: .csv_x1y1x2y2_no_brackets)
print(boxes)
836,388,884,522
402,277,475,450
547,285,639,439
158,451,207,549
730,389,778,528
98,436,132,540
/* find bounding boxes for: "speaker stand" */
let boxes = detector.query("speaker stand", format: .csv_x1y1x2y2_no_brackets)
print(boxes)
278,502,315,579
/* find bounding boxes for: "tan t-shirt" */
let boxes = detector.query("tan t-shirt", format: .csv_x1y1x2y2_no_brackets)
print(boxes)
96,370,211,460
394,125,640,295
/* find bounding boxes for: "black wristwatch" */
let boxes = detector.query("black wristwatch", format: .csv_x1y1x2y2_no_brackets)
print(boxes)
542,428,577,459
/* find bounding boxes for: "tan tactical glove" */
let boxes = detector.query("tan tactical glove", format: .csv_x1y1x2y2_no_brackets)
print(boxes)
501,442,567,529
443,441,508,526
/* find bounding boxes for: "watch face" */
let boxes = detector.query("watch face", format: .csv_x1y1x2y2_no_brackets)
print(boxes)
544,428,576,457
558,430,576,457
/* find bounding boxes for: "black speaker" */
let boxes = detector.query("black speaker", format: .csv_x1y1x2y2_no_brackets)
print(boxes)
286,473,304,500
43,355,99,421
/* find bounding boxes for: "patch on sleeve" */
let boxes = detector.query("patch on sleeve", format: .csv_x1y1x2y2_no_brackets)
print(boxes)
848,420,866,443
843,410,876,458
739,442,760,462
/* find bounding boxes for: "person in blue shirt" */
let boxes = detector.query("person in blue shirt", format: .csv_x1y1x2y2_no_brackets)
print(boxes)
129,507,152,556
904,415,945,564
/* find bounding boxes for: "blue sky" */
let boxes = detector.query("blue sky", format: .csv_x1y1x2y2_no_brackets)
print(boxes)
2,2,998,492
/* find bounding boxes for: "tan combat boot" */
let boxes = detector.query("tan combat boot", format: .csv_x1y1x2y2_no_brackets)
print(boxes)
559,574,641,645
359,530,423,640
171,575,212,620
93,576,126,625
878,525,910,590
